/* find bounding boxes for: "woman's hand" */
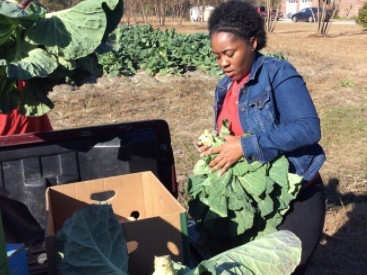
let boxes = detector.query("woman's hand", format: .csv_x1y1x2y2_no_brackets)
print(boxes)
201,135,244,176
194,130,218,154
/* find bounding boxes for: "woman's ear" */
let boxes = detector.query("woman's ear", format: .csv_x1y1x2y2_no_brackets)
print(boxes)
250,37,258,51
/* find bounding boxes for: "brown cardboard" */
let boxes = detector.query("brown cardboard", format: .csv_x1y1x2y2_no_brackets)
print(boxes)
46,171,189,275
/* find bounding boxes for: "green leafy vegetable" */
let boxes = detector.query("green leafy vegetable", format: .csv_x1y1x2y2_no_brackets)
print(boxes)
159,230,301,275
56,204,128,275
191,230,301,274
97,25,223,78
186,121,303,243
0,0,123,116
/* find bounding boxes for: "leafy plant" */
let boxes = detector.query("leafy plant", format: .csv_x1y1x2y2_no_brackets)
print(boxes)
97,25,223,78
186,121,303,243
0,0,123,116
161,230,302,275
356,2,367,29
56,204,128,275
338,80,357,87
266,51,287,60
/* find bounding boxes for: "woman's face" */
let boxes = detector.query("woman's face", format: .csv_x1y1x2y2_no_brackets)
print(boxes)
211,32,257,82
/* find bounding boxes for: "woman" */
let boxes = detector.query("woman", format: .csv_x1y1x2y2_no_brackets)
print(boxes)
197,0,326,273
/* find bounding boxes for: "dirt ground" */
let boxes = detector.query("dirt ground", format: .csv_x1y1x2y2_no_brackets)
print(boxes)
49,20,367,274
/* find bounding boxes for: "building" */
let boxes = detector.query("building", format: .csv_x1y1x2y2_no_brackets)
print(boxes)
189,5,215,22
282,0,366,18
338,0,366,17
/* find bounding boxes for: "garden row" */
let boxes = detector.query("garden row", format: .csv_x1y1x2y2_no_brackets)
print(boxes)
96,25,222,77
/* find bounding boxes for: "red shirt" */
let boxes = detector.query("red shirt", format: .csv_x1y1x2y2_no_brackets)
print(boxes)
217,75,250,135
0,81,52,136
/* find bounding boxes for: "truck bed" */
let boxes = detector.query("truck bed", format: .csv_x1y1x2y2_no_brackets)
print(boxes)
0,120,208,273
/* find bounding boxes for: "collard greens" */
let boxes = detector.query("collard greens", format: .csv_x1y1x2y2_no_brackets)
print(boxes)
172,230,302,275
56,204,128,275
186,121,303,241
0,0,123,116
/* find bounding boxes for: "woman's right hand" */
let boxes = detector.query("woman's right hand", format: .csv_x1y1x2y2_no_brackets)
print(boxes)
194,141,211,155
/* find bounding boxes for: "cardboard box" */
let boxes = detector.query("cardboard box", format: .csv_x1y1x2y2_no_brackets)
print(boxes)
46,171,189,274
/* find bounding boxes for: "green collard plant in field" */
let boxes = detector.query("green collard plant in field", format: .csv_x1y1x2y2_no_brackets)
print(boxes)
186,120,303,241
97,25,223,78
0,0,123,116
97,26,287,79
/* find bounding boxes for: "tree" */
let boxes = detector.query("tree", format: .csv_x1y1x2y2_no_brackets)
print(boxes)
316,0,342,36
356,1,367,29
137,0,149,24
264,0,282,32
170,0,190,26
152,0,168,26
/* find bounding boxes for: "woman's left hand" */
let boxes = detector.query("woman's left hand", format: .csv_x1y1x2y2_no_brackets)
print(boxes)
202,135,244,176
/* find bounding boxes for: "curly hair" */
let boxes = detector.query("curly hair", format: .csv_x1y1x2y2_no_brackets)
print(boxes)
208,0,267,50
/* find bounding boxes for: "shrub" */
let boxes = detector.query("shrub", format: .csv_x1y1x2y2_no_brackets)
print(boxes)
266,51,287,60
356,2,367,29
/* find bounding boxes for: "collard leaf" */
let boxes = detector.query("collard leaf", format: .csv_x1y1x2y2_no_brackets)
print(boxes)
192,158,211,175
278,174,302,214
205,172,232,217
227,197,243,211
230,208,255,236
0,67,18,113
100,0,124,42
26,0,123,60
0,21,16,47
56,204,128,275
269,156,289,188
7,45,58,80
238,166,268,198
227,177,247,201
230,160,263,176
0,2,46,46
257,195,275,218
258,212,284,236
207,194,227,218
219,119,231,136
187,174,206,198
193,230,301,275
18,77,54,116
288,173,303,195
254,177,276,217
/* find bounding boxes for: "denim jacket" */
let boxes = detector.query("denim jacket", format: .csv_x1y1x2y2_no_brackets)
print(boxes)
214,53,325,183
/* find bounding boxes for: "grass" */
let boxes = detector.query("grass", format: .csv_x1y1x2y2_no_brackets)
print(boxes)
48,20,367,274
